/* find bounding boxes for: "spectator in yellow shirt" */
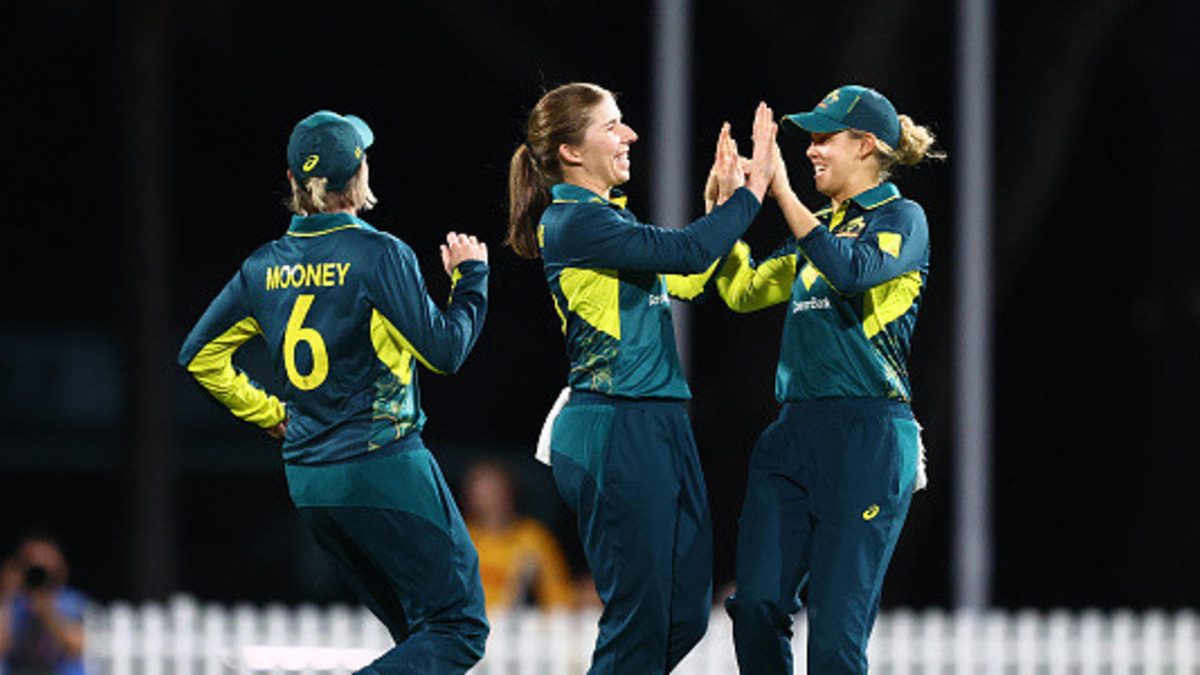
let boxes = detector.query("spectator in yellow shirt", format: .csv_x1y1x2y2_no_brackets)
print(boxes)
462,460,576,611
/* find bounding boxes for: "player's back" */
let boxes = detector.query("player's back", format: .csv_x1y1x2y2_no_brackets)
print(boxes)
180,212,489,466
246,215,419,464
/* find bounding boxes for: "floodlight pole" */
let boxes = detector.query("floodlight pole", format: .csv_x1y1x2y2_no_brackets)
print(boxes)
651,0,694,377
123,0,176,599
954,0,995,610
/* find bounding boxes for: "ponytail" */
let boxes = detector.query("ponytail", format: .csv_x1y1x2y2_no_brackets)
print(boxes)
861,113,946,181
505,82,612,260
893,114,946,166
506,144,549,260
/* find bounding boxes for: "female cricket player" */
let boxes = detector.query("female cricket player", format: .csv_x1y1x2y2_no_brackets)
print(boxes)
717,85,943,674
179,111,490,674
506,82,776,673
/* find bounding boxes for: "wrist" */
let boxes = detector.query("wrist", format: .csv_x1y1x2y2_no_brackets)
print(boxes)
746,175,769,202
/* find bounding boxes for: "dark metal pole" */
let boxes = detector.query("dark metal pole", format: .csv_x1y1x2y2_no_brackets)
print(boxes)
651,0,694,377
122,0,176,599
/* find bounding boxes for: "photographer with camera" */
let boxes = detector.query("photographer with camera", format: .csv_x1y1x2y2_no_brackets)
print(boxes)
0,535,85,675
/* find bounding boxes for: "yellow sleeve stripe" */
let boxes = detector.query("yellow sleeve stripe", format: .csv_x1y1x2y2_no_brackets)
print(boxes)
715,241,796,313
186,317,285,429
862,270,922,338
559,268,621,339
664,258,720,301
370,309,441,378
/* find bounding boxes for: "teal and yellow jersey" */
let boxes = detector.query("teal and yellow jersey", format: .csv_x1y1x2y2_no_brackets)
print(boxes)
539,183,761,399
179,212,488,464
717,182,928,402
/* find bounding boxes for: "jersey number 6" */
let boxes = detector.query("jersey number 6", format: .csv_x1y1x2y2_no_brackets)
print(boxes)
284,294,329,390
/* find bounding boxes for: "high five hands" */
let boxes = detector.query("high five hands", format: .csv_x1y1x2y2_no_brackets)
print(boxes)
704,102,779,211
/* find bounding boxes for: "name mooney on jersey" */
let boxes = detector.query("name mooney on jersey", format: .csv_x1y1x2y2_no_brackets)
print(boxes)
265,263,352,290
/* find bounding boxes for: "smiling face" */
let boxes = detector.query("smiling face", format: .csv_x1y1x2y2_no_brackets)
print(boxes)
806,130,879,203
559,94,638,197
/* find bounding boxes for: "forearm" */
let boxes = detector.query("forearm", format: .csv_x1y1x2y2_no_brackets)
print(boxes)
185,325,286,429
392,262,488,375
664,257,722,302
774,186,820,239
715,240,794,313
436,263,489,372
40,610,84,657
623,188,761,273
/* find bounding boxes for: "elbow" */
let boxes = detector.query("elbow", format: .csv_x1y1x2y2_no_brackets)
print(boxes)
823,269,869,295
427,348,468,376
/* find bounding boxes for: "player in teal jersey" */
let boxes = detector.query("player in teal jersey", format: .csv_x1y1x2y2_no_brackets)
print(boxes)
716,85,944,674
505,83,777,673
179,111,490,674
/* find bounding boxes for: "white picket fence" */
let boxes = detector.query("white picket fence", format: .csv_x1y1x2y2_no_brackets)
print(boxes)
84,597,1200,673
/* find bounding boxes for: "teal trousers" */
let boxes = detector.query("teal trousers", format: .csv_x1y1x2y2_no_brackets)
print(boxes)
286,438,488,674
551,392,713,674
726,398,919,674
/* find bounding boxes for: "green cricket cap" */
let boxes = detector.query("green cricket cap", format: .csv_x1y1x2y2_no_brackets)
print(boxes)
783,85,900,148
287,111,374,191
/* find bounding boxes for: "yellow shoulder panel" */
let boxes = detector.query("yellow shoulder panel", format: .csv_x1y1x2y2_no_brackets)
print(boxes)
370,309,418,383
862,270,922,338
559,268,621,339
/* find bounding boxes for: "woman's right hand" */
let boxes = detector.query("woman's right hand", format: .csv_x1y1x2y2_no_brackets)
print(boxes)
441,232,489,276
746,102,778,202
705,122,743,211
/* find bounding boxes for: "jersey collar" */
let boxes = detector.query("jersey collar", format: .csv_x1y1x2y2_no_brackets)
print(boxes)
286,212,375,237
813,181,901,219
849,181,901,210
550,183,628,210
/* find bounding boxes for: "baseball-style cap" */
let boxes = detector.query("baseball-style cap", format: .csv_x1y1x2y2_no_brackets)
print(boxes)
286,111,375,191
783,85,900,148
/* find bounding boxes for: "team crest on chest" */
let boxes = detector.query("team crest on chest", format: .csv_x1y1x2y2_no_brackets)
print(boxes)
834,216,866,238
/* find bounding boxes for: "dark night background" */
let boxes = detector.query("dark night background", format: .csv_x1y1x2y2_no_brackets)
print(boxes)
2,0,1198,612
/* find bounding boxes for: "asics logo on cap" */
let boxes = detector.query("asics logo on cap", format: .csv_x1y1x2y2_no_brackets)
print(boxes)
303,155,320,172
862,504,880,520
354,147,363,159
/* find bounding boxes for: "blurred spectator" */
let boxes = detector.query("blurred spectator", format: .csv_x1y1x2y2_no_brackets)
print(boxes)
0,534,86,675
461,460,576,611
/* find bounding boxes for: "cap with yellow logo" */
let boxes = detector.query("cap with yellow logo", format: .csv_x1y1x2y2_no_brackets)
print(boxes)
783,85,900,149
286,111,375,191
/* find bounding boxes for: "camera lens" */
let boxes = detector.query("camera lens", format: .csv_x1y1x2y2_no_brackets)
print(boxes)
23,565,49,590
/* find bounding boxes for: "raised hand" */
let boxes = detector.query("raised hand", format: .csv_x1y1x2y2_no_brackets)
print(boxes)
745,101,779,201
704,122,745,212
440,231,489,276
768,140,793,200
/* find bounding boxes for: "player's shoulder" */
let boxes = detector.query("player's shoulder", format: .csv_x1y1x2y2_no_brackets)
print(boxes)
545,199,623,230
871,196,927,233
542,200,627,258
